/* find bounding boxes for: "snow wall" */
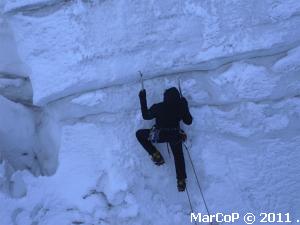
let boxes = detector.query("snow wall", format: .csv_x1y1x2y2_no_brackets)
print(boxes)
0,0,300,225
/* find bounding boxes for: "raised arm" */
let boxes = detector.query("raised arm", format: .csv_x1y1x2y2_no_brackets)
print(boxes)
139,90,155,120
180,97,193,125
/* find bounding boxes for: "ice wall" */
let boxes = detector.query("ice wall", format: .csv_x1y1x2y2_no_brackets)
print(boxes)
0,5,32,103
3,0,300,105
0,0,61,200
0,95,61,200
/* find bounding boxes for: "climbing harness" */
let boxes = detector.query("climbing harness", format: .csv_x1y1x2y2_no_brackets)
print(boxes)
180,129,187,142
149,126,187,144
148,126,160,143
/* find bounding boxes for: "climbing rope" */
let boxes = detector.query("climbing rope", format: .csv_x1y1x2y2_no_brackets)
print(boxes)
166,143,171,158
175,77,212,224
186,186,197,225
183,143,212,224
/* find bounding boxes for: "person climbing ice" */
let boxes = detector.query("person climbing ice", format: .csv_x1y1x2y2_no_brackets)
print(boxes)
136,77,193,192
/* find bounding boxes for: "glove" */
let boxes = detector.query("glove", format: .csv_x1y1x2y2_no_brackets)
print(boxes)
180,97,188,108
139,89,146,99
179,97,189,115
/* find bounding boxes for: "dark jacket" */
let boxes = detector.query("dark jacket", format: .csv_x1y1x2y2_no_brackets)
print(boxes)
139,87,193,129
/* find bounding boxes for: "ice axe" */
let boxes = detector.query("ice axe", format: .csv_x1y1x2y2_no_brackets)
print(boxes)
178,78,183,98
139,71,144,90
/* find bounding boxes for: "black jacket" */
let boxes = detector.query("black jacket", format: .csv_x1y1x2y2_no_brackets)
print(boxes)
139,87,193,129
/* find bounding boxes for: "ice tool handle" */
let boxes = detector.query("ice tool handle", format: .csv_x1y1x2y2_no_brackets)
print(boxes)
139,71,144,90
178,78,183,98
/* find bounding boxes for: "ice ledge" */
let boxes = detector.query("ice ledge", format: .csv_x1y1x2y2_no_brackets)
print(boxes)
53,42,299,98
4,0,300,106
3,0,64,14
37,39,300,106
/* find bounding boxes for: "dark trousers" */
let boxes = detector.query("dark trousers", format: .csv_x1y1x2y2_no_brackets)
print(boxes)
136,129,187,180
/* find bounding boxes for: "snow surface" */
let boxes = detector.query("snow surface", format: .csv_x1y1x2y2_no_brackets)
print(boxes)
0,0,300,225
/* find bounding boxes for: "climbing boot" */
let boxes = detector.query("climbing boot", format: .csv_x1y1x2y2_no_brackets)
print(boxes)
151,151,165,166
177,179,186,192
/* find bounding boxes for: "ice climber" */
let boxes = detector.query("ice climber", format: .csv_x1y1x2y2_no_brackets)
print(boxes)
136,87,193,192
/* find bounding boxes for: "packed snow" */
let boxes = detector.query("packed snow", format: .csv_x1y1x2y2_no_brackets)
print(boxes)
0,0,300,225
